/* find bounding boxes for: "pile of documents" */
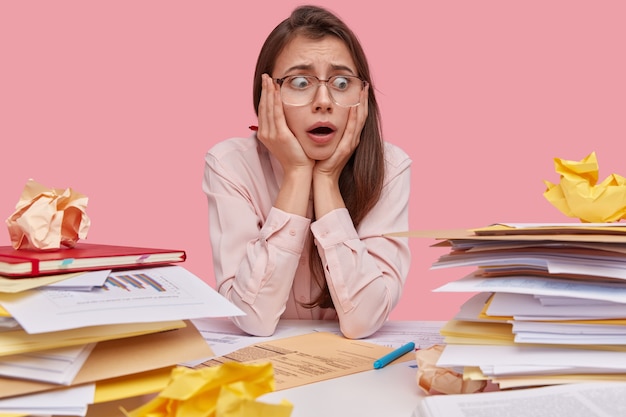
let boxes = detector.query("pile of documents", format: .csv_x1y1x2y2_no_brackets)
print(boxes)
419,223,626,390
0,245,244,416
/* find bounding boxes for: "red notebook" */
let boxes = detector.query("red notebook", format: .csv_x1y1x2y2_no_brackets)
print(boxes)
0,243,186,278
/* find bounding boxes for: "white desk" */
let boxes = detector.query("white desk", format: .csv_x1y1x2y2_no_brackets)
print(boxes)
261,359,425,417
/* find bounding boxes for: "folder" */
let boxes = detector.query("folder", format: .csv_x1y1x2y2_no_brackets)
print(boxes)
0,320,185,357
0,320,214,399
388,226,626,243
472,222,626,236
0,243,186,278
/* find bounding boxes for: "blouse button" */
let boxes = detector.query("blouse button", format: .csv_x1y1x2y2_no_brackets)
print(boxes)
289,229,296,236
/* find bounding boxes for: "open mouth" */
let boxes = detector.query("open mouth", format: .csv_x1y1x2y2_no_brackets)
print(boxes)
308,126,334,135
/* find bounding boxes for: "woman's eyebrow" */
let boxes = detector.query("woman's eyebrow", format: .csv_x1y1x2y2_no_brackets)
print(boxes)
329,64,356,74
282,64,314,74
281,64,356,75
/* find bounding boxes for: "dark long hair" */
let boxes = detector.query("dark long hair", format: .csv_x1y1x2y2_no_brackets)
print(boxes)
253,5,385,309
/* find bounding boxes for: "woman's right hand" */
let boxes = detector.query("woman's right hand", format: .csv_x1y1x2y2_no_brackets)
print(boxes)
256,74,314,173
257,74,313,217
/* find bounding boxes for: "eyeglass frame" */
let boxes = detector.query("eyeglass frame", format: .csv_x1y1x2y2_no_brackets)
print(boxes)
274,74,368,108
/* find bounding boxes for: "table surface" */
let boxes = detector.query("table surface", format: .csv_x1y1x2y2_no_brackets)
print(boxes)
260,358,425,417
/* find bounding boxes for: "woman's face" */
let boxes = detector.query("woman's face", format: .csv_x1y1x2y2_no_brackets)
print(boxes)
272,35,358,161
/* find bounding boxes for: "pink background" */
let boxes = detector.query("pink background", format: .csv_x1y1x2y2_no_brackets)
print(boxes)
1,1,625,320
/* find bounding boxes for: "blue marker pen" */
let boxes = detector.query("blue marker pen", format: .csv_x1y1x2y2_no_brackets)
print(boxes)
373,341,416,369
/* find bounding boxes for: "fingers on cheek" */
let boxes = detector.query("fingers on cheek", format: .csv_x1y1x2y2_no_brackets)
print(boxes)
358,107,366,126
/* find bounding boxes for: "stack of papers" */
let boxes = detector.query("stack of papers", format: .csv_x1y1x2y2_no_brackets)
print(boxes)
419,223,626,389
0,252,245,416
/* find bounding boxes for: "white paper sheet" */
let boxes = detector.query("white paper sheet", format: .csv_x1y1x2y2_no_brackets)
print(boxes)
45,269,111,291
432,252,626,280
434,272,626,304
0,383,94,416
0,266,244,334
486,292,626,319
0,343,95,384
315,320,446,349
437,344,626,370
184,318,313,366
414,381,626,417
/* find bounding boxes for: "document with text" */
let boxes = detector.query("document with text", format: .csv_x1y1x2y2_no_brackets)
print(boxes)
413,382,626,417
193,331,413,390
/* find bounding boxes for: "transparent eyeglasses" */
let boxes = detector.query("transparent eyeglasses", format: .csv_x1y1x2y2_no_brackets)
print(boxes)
275,75,367,107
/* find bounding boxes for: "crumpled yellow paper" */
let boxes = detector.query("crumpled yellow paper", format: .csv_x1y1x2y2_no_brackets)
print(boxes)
5,179,90,249
122,362,293,417
543,152,626,223
415,345,486,395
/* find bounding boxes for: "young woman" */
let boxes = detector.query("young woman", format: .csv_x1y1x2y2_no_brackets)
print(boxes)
203,5,411,339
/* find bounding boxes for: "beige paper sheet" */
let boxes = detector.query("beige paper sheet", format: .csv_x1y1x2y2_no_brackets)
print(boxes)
0,272,82,293
0,320,186,357
194,331,413,391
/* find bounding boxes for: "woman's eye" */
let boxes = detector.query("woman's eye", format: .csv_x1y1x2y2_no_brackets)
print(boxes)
331,76,350,90
289,76,311,89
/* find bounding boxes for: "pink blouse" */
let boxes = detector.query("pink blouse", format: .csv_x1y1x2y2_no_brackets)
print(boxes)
202,135,412,339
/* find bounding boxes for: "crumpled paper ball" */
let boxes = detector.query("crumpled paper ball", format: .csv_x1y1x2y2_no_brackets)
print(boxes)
5,179,90,249
543,152,626,223
122,362,293,417
415,345,486,395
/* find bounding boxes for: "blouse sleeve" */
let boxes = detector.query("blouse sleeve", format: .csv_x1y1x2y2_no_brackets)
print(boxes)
203,151,311,336
310,150,412,339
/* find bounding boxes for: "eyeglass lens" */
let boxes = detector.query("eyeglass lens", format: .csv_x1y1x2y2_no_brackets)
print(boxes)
279,75,364,107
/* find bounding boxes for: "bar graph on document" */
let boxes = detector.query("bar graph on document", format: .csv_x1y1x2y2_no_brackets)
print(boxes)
104,273,167,292
0,266,246,334
40,268,191,309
